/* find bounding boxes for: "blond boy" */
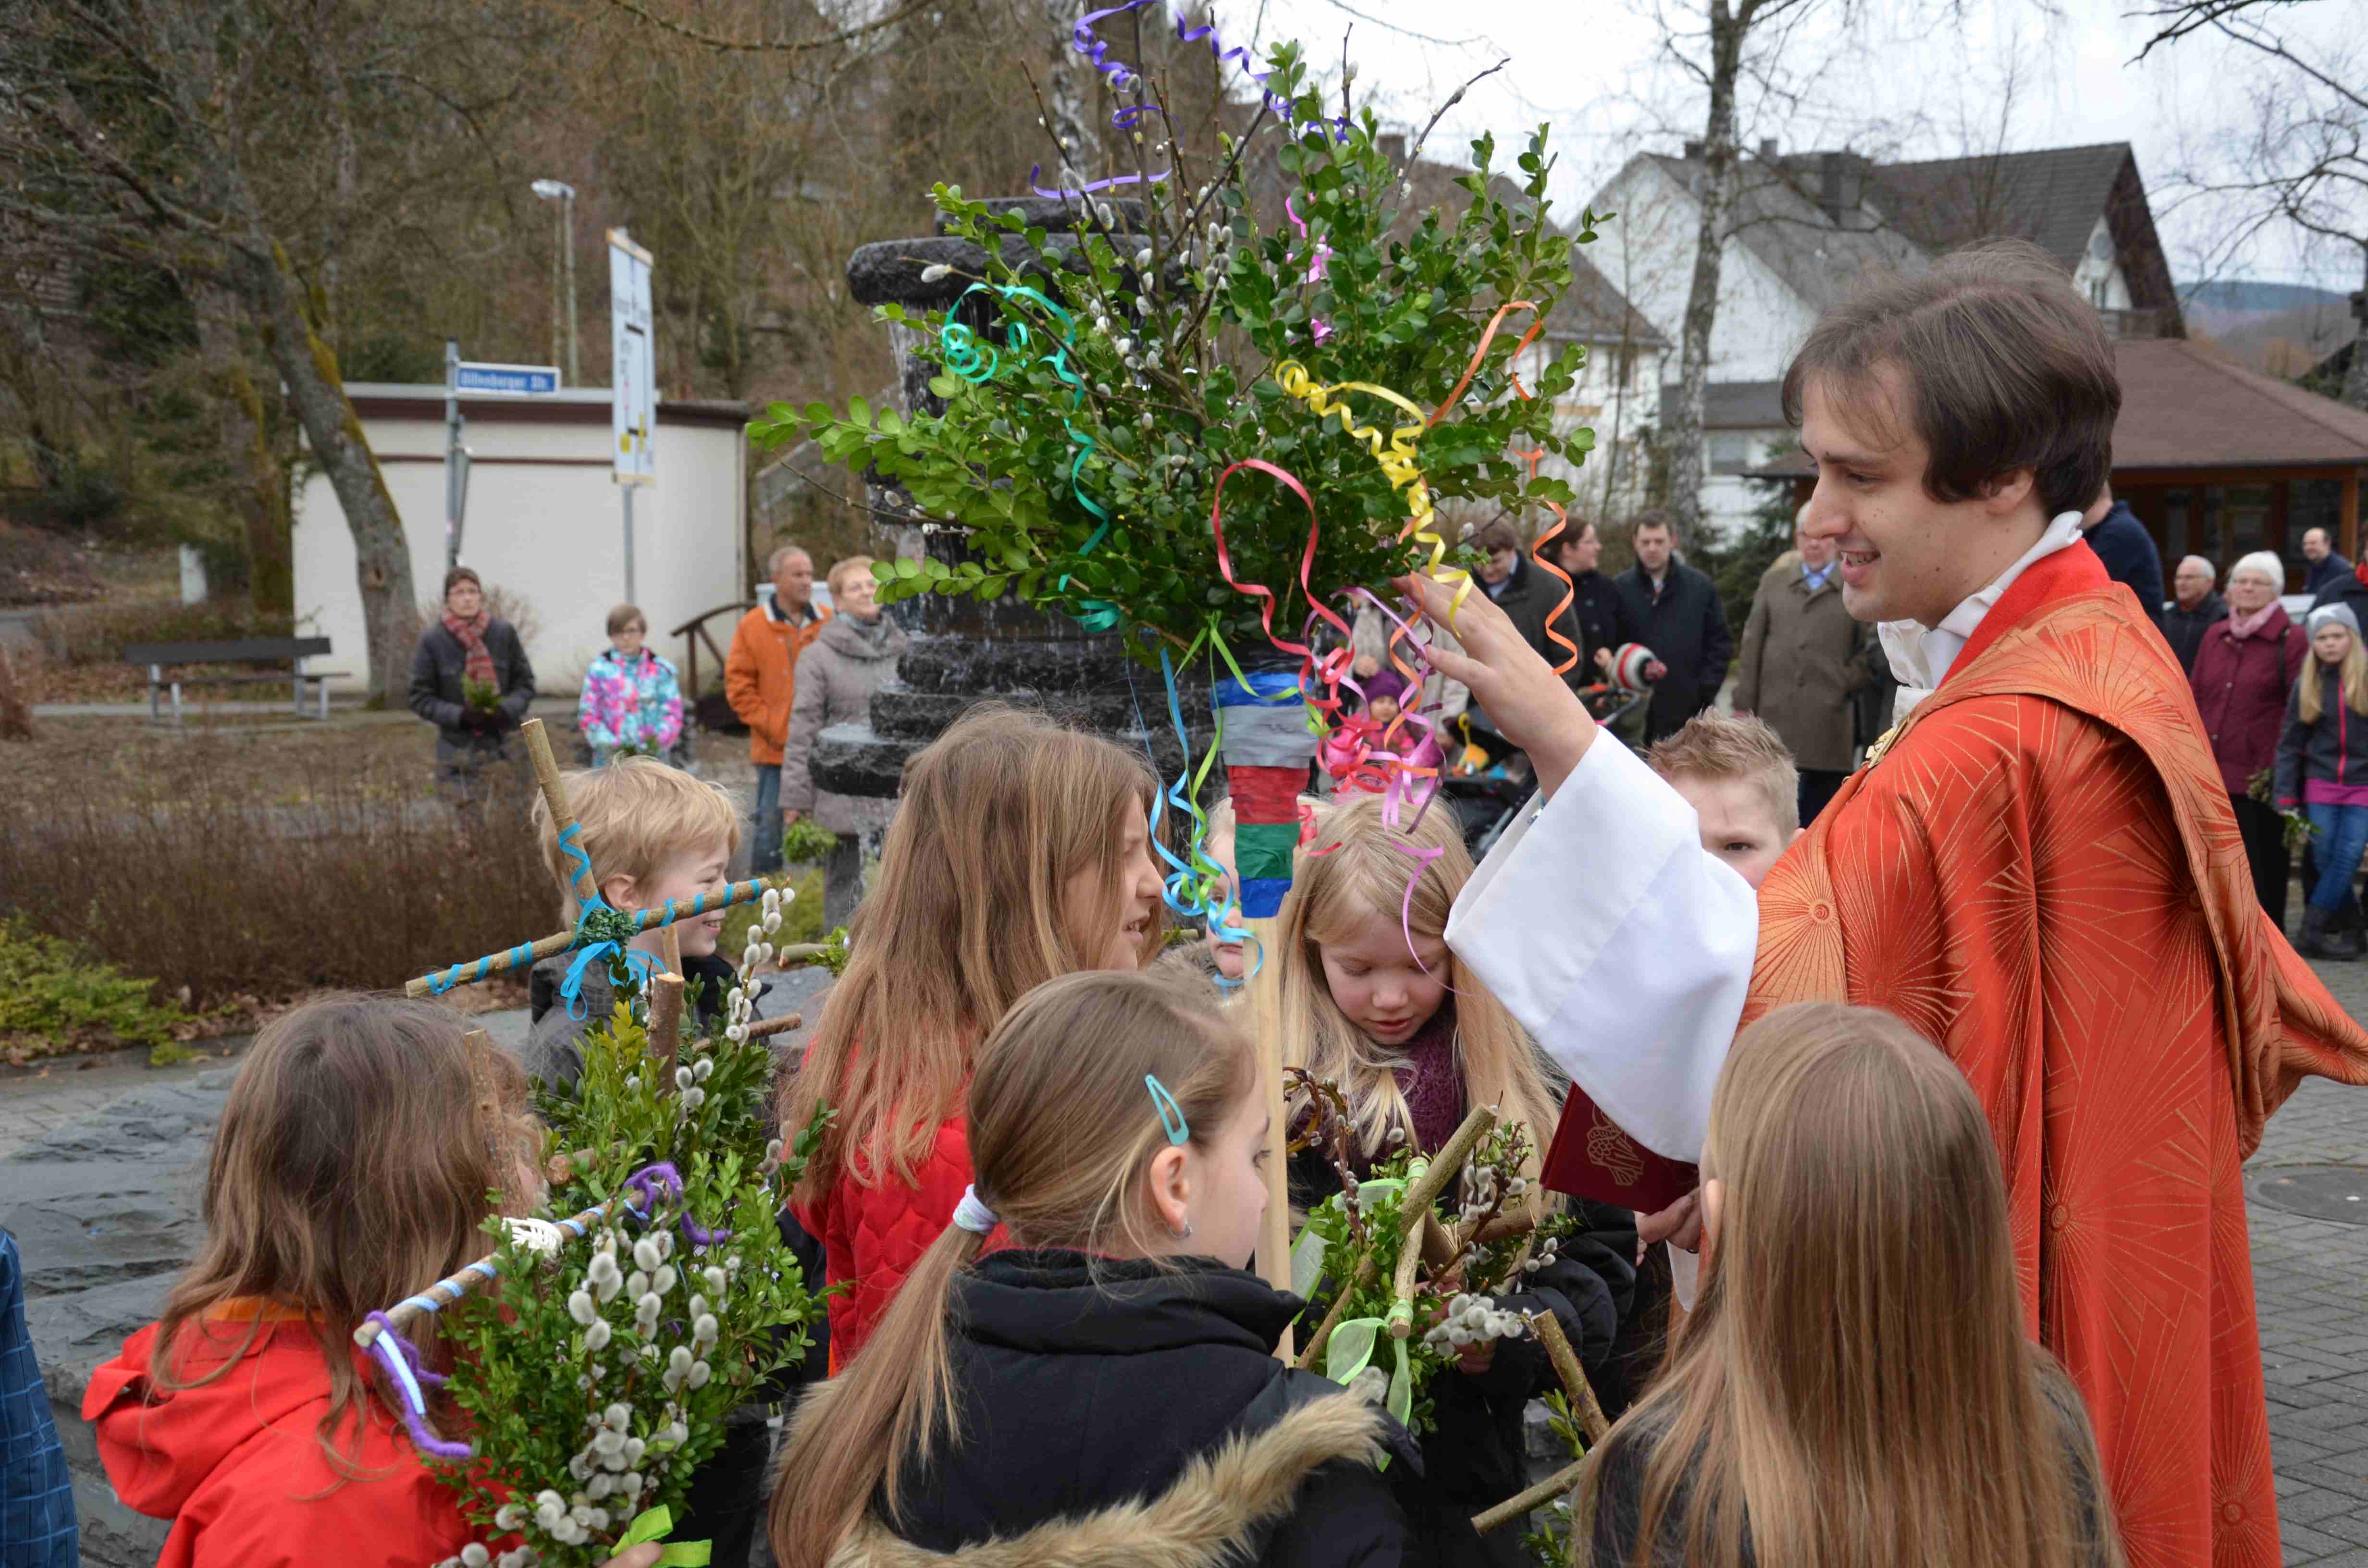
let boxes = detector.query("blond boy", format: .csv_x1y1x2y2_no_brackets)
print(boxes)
1643,714,1801,891
521,756,748,1092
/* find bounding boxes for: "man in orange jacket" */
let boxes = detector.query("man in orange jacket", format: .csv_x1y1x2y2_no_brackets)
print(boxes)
727,542,830,873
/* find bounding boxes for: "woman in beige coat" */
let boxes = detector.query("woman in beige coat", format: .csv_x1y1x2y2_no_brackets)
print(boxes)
781,557,909,928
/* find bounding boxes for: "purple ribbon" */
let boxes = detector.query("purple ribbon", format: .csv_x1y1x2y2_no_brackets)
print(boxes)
362,1310,474,1461
623,1162,732,1250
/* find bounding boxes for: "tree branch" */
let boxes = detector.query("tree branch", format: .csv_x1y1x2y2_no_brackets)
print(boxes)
596,0,938,53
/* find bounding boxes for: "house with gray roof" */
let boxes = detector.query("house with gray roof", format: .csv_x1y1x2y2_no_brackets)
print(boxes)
1592,139,2183,534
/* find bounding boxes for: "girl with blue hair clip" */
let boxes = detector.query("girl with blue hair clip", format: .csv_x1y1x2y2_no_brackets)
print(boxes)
766,967,1482,1568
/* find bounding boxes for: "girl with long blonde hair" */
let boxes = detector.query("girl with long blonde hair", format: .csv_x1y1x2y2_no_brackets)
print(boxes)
2276,602,2368,958
84,996,543,1567
783,704,1166,1367
1274,793,1636,1562
770,968,1471,1568
1579,1003,2122,1568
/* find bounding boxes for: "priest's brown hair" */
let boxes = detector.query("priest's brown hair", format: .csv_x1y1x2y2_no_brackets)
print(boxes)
1781,239,2121,519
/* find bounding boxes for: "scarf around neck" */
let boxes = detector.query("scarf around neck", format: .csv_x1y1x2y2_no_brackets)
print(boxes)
443,610,496,685
2227,601,2281,641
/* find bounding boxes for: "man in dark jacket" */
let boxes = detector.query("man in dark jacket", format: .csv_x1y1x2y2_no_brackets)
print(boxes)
407,565,536,812
1472,519,1575,676
2080,485,2165,629
2163,554,2227,674
1546,518,1643,672
2303,526,2352,598
1611,510,1732,743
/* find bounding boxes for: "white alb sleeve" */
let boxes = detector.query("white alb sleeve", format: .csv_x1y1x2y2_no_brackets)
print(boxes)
1444,737,1759,1163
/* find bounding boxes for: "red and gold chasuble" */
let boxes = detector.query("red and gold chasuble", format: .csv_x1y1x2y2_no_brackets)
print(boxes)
1749,544,2368,1568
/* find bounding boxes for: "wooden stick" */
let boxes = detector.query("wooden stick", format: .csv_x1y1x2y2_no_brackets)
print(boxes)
661,921,683,978
404,880,773,995
519,718,576,844
1303,1103,1503,1367
649,972,685,1077
775,942,827,968
355,1191,628,1349
1470,1457,1588,1536
1387,1105,1500,1339
1529,1309,1612,1445
744,1011,805,1040
1245,910,1294,1359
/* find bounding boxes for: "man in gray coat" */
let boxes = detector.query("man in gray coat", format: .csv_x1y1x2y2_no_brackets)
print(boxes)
1732,518,1871,825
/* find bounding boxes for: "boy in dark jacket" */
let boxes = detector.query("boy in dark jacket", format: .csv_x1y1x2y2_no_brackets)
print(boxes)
407,567,536,812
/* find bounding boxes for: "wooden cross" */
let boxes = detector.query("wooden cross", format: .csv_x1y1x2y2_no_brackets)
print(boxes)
405,717,774,1067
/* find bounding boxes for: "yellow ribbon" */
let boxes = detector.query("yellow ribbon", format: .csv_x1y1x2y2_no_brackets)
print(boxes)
1270,361,1472,624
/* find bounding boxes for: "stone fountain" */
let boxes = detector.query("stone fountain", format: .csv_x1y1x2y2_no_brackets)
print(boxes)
810,197,1214,803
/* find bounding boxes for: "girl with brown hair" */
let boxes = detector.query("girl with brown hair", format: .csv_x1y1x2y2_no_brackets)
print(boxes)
770,967,1477,1568
83,996,543,1568
783,705,1166,1367
1273,794,1636,1561
1579,1002,2123,1568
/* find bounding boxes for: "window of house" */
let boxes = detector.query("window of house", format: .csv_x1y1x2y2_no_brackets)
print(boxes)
1708,430,1753,475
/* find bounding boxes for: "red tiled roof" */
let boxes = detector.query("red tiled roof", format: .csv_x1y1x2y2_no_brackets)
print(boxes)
2113,339,2368,469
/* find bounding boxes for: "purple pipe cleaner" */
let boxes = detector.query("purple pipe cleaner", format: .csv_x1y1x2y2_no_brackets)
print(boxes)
361,1311,474,1461
623,1162,731,1250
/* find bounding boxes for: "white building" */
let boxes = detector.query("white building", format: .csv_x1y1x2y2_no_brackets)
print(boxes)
294,385,749,696
1593,141,2184,536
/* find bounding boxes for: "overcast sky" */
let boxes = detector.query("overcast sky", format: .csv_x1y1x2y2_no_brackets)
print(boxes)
1204,0,2362,293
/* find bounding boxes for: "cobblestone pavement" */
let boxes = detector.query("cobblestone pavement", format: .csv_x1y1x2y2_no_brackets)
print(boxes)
2250,959,2368,1567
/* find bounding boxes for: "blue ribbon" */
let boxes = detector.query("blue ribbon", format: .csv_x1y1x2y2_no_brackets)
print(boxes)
560,942,656,1021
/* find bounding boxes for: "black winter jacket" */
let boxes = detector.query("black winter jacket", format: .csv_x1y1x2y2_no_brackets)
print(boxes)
408,618,536,749
1611,562,1732,741
864,1250,1482,1568
1566,570,1642,674
1483,553,1582,685
2080,502,2165,629
2163,592,2227,675
1290,1148,1636,1563
2275,664,2368,809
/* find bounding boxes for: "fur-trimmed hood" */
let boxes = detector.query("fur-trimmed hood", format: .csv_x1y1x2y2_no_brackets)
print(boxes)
830,1395,1390,1568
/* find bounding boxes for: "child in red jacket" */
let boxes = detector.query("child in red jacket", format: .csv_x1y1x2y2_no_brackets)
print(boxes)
84,997,543,1568
781,705,1167,1366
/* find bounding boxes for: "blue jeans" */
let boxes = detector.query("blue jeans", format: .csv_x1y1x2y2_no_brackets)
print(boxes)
2305,801,2368,912
752,764,782,874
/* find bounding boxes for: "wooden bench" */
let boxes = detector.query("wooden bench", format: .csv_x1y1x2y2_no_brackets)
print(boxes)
122,637,343,723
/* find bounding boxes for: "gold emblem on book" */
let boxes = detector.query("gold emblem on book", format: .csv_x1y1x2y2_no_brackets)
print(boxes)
1586,1108,1645,1185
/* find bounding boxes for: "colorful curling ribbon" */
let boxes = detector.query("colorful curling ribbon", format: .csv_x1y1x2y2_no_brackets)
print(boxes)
1284,195,1334,344
1268,364,1469,626
933,282,1120,630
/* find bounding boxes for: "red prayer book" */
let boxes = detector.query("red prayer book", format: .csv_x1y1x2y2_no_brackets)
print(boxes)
1540,1083,1699,1214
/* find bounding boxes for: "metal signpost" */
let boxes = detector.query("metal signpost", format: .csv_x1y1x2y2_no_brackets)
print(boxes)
609,228,655,602
444,348,563,569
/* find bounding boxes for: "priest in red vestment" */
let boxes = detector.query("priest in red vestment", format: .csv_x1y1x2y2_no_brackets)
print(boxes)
1413,240,2368,1568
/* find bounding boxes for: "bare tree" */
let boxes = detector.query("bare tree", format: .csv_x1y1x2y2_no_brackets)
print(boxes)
2164,12,2368,408
0,0,550,701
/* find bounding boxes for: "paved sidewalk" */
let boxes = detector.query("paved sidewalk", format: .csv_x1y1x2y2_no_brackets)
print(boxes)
2249,960,2368,1568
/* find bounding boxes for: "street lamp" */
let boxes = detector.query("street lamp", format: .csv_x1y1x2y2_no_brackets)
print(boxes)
530,179,579,386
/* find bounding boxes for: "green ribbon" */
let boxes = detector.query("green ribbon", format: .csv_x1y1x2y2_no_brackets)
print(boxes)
617,1505,711,1566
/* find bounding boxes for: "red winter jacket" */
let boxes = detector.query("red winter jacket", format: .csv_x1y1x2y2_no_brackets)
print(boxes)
86,1316,478,1568
2190,607,2306,795
797,1114,989,1369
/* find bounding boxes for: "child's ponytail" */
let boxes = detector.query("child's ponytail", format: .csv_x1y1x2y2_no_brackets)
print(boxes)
769,1218,988,1568
769,967,1255,1567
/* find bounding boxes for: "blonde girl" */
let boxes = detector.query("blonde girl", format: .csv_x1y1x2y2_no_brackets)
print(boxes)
1275,793,1637,1562
783,704,1166,1367
770,968,1471,1568
2275,602,2368,958
84,997,542,1568
1579,1002,2122,1568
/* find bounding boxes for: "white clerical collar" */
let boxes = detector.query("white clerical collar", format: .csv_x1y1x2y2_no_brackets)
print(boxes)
1879,511,2085,721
